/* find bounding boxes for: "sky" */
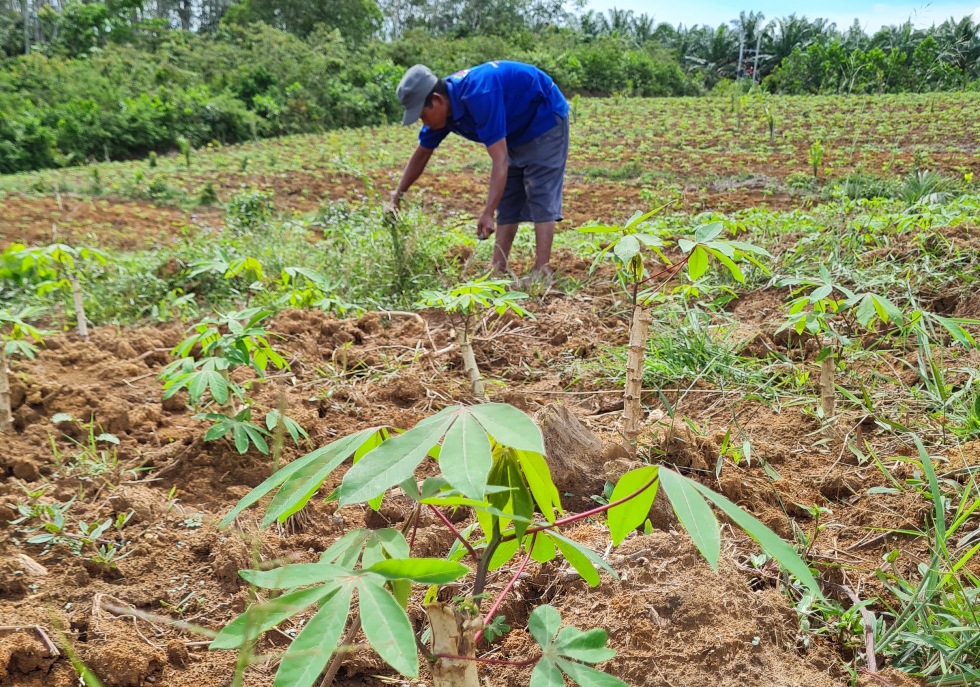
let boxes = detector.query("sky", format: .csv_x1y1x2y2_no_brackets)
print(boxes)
582,0,980,32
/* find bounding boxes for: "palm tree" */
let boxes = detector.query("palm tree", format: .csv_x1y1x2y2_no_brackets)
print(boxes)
684,23,739,86
871,20,924,61
579,9,609,38
936,15,980,75
632,12,654,44
607,7,633,38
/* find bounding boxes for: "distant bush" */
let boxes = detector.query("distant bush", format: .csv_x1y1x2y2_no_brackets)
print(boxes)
0,24,404,173
384,32,698,97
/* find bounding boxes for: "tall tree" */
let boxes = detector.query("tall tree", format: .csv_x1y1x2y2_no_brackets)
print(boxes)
225,0,382,42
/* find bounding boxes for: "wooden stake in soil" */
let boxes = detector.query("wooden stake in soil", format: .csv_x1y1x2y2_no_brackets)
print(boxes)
0,345,12,432
623,305,652,451
67,270,88,341
457,327,486,401
819,353,836,433
426,602,481,687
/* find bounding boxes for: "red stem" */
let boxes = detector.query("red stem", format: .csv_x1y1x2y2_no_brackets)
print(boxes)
501,471,660,543
474,534,536,644
637,255,689,287
428,504,479,561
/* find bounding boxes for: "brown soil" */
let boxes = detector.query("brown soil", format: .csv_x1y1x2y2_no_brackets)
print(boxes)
0,256,963,686
0,196,223,251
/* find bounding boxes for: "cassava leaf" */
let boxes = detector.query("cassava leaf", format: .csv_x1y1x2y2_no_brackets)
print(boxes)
357,580,419,677
365,558,469,584
658,467,720,571
272,583,354,687
468,404,545,454
689,481,821,597
210,586,335,650
439,411,492,500
218,427,382,528
339,415,455,505
607,465,659,546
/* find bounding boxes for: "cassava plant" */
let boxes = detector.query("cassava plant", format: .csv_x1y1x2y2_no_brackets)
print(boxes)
17,243,107,341
418,277,532,400
159,308,307,455
808,139,824,178
580,212,769,450
212,403,821,687
0,306,45,433
278,266,363,316
778,268,980,432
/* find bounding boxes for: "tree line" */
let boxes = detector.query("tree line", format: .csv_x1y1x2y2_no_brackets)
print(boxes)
2,1,980,173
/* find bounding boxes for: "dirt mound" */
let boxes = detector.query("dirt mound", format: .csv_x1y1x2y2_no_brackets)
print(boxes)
489,527,843,687
0,290,958,687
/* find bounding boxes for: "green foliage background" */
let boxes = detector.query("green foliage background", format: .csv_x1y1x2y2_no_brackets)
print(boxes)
5,0,980,174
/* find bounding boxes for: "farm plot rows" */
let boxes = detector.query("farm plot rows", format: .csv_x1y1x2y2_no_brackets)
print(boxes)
1,93,980,687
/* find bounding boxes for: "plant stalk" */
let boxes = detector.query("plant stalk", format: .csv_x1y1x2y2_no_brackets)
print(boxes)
0,345,11,432
457,324,485,400
425,602,481,687
475,534,535,644
67,269,88,341
819,352,836,433
471,522,502,603
623,304,651,451
317,616,362,687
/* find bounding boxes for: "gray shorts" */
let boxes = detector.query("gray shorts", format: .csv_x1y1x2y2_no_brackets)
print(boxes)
497,115,569,225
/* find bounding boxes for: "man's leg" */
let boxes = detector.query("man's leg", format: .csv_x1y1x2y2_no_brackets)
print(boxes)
532,221,555,274
492,223,519,273
521,115,568,276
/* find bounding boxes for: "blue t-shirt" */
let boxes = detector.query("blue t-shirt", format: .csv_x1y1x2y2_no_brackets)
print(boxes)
418,61,569,151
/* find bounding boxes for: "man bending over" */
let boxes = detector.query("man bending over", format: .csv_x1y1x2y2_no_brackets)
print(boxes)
388,61,570,276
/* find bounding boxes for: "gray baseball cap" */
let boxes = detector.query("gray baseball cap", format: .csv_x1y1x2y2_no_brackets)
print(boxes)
397,65,438,125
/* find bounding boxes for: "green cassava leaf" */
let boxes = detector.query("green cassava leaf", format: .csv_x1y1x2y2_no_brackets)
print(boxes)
239,562,348,589
687,245,709,281
613,235,641,265
694,222,724,242
556,658,629,687
515,449,562,523
705,248,744,282
487,537,521,571
689,481,822,597
469,404,546,454
272,583,354,687
365,558,469,585
529,604,562,648
219,428,382,528
210,586,333,650
357,580,419,677
553,627,616,663
607,465,659,546
531,658,564,686
658,467,720,571
530,532,558,563
546,531,618,587
339,414,456,505
529,605,625,687
439,411,493,500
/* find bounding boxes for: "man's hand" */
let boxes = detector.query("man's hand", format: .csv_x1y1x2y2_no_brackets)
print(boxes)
384,190,402,215
477,211,495,240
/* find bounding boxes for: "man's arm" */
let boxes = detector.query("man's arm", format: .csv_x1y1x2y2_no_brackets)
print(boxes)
387,145,434,211
476,138,508,240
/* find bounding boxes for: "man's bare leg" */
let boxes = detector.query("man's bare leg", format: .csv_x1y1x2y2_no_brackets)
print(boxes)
532,221,555,274
492,223,519,273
